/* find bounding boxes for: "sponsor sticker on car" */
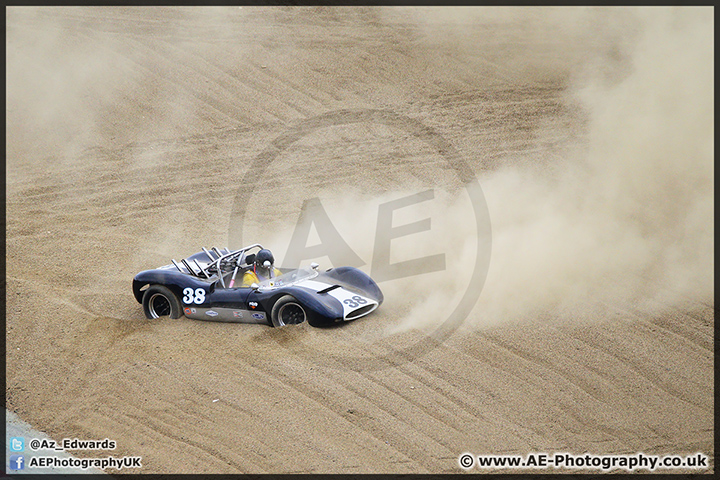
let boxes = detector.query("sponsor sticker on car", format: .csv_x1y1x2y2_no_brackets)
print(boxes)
206,310,219,317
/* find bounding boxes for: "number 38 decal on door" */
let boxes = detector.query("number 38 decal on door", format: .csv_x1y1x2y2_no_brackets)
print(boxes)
183,288,206,304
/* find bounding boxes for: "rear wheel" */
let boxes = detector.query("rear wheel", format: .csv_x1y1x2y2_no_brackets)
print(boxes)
142,285,181,319
270,295,306,327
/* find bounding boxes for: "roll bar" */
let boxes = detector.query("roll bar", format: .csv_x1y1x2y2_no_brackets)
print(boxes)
172,244,264,288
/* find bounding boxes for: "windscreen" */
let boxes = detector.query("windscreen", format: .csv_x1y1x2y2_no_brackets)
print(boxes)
256,266,318,291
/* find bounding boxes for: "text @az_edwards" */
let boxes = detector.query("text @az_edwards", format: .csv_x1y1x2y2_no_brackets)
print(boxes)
29,437,117,451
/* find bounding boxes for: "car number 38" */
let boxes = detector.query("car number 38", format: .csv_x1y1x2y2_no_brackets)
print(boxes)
183,288,206,304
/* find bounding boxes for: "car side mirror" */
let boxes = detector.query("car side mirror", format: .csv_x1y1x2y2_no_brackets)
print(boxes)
250,283,259,290
311,262,319,270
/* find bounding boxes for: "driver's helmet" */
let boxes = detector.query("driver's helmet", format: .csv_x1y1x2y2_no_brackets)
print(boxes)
254,249,275,277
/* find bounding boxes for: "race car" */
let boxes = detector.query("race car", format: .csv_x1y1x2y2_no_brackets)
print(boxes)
132,244,383,327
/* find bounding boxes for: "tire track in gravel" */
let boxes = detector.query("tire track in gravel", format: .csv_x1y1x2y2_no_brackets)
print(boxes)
246,59,343,104
150,36,316,119
493,321,710,410
65,320,430,473
359,361,549,453
223,357,439,472
569,325,711,413
98,396,264,473
71,24,265,126
238,302,655,458
640,307,713,354
168,345,429,472
330,335,552,445
637,314,712,357
455,331,640,448
617,276,715,353
424,346,629,450
45,331,272,473
249,327,552,452
216,328,475,471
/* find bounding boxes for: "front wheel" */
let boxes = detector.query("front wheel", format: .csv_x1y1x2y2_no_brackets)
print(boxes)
270,295,306,327
142,285,182,319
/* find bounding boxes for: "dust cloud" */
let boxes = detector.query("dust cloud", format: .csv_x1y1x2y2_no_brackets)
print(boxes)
416,7,714,330
246,8,712,335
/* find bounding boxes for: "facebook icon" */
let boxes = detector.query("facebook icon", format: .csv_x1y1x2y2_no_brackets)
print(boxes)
9,455,25,470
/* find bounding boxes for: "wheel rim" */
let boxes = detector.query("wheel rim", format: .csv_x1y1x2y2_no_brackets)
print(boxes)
148,293,171,318
277,303,305,326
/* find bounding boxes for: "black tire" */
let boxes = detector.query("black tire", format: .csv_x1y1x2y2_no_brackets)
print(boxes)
142,285,182,319
270,295,306,327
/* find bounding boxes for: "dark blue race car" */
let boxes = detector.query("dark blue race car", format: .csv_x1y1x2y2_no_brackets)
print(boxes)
132,244,383,327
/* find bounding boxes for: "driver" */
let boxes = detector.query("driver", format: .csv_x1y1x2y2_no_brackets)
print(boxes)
241,248,282,286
